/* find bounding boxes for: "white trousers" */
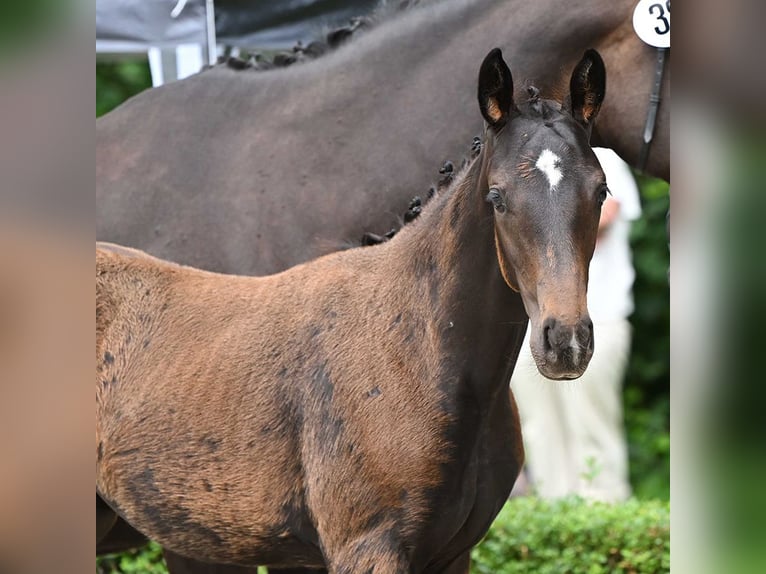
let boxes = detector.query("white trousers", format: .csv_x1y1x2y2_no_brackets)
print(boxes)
510,319,632,502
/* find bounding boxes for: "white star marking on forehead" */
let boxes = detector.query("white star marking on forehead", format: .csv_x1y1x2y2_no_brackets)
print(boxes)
535,148,563,190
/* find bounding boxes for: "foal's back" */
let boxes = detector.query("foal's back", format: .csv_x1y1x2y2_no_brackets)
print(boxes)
96,242,449,566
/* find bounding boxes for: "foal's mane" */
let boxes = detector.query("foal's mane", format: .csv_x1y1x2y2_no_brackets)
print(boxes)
357,131,484,248
209,0,429,73
371,85,555,243
386,138,489,247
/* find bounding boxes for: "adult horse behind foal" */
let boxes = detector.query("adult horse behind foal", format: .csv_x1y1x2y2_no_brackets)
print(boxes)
96,0,668,278
97,48,607,572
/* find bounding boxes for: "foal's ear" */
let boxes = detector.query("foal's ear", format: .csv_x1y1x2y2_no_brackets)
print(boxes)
566,49,606,136
478,48,516,130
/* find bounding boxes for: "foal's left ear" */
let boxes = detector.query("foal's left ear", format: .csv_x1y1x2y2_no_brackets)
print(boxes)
478,48,517,130
566,49,606,137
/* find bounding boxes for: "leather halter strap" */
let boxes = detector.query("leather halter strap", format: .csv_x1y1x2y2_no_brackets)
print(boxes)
637,47,668,172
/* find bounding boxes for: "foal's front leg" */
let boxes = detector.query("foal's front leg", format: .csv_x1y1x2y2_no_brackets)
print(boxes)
312,499,412,572
327,537,411,574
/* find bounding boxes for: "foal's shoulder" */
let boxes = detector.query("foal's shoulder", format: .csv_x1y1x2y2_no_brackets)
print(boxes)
96,242,183,276
96,243,189,338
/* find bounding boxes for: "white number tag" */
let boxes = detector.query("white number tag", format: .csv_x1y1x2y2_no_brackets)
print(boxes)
633,0,671,48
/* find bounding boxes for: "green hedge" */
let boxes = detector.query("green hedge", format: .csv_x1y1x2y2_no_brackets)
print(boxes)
625,175,670,501
97,542,166,574
472,497,670,574
98,497,668,573
96,60,152,117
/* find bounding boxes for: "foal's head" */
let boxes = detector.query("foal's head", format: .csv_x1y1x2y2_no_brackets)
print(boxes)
477,48,607,380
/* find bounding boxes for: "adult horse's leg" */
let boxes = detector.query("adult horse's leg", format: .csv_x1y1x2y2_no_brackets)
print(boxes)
440,551,471,574
163,551,257,574
97,495,149,554
163,552,327,574
96,495,118,543
97,518,148,554
269,569,326,574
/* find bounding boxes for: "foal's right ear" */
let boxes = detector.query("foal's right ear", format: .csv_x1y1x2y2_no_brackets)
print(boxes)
566,49,606,136
478,48,516,130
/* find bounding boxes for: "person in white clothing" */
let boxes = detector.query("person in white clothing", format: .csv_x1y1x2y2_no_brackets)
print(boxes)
510,147,642,502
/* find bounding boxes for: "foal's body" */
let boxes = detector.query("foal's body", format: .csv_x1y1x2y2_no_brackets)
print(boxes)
97,50,606,572
97,156,525,570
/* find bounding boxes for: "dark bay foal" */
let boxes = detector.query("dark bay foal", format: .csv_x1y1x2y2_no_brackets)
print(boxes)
97,48,607,573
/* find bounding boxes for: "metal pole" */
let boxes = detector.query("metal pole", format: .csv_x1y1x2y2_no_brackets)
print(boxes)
205,0,217,65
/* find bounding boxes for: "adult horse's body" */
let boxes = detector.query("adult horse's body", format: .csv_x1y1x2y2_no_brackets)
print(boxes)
96,0,668,278
97,49,607,572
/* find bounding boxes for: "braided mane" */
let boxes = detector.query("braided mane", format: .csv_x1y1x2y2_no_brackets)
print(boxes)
207,0,422,73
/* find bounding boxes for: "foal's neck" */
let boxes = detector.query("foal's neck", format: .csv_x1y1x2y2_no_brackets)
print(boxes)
389,143,522,330
385,144,527,403
408,148,494,279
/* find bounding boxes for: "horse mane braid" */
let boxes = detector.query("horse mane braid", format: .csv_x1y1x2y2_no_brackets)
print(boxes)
526,85,543,115
360,133,483,246
209,0,421,73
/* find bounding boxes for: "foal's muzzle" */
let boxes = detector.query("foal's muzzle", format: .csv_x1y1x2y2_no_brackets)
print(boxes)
533,316,594,380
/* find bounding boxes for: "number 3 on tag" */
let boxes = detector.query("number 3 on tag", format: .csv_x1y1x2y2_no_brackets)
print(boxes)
633,0,670,48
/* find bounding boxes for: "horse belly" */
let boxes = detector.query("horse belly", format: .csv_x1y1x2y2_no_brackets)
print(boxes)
97,402,320,566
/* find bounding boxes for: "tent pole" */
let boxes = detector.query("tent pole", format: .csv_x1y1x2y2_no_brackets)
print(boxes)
205,0,217,65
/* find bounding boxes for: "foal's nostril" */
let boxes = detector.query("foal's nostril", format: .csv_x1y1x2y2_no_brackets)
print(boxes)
577,318,594,349
542,317,557,352
543,324,551,352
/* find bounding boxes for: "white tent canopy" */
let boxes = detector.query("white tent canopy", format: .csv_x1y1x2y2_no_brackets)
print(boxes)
96,0,378,86
96,0,214,86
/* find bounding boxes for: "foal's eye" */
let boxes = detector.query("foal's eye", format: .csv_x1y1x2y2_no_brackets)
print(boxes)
597,184,610,207
486,188,507,214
